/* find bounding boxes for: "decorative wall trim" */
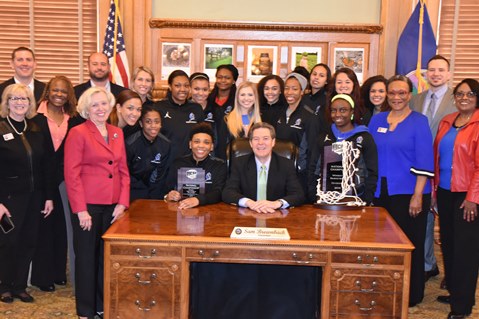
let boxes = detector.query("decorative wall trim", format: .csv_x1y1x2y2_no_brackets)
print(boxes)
149,19,383,34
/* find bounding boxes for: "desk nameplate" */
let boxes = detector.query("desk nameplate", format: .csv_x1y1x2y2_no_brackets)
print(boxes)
230,226,290,240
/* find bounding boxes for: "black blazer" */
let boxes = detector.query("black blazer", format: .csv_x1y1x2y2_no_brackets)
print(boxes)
74,81,126,100
222,152,304,207
0,77,46,105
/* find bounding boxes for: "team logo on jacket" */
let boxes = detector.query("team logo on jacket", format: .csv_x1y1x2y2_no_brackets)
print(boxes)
315,105,321,115
225,105,233,114
205,172,212,182
324,134,331,142
186,169,198,179
151,153,161,164
205,112,214,122
356,136,363,148
186,113,197,123
164,111,172,119
290,118,302,129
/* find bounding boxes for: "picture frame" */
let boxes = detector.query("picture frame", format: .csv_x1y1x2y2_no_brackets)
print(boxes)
202,44,235,80
330,43,369,84
245,45,278,82
161,42,192,80
290,45,325,72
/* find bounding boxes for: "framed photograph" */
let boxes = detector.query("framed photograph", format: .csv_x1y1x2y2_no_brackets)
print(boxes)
290,46,323,72
246,45,278,82
203,44,234,80
161,42,192,80
330,43,369,84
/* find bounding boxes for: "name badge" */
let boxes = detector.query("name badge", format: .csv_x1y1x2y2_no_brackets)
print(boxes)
3,133,14,141
377,127,388,133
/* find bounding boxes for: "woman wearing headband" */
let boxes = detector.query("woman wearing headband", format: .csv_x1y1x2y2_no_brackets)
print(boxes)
307,93,378,204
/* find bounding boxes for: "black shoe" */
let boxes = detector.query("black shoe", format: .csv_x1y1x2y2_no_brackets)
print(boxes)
36,284,55,292
437,295,451,304
54,280,67,286
12,291,34,303
447,312,469,319
425,265,440,282
0,292,13,303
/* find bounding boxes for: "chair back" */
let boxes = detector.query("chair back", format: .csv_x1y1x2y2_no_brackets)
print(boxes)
226,138,299,174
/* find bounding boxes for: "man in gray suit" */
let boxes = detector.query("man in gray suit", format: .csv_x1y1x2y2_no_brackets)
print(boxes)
410,55,456,293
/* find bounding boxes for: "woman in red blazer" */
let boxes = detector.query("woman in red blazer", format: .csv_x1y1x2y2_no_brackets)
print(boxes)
64,87,130,319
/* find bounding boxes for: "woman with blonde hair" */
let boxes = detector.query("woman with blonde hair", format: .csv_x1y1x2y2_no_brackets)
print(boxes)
0,84,54,303
216,81,262,159
130,66,155,105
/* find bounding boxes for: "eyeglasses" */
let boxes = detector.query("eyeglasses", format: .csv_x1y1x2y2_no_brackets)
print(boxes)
8,96,29,102
387,91,409,98
454,91,477,99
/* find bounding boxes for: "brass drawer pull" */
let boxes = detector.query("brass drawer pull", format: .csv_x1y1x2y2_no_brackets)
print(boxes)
135,299,156,311
355,280,378,292
135,272,157,285
357,255,379,266
291,252,314,264
354,299,376,311
135,248,156,259
197,250,220,259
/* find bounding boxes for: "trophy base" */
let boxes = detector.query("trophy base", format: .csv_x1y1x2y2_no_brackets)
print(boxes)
313,202,365,211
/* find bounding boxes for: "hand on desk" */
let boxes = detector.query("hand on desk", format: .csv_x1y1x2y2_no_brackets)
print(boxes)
246,199,282,213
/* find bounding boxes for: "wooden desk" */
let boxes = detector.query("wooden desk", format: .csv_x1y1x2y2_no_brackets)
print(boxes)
103,200,413,319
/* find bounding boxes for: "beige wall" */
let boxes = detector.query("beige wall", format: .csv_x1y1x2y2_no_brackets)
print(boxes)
151,0,381,24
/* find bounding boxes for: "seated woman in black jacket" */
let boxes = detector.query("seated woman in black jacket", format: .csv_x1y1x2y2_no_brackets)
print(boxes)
165,122,226,209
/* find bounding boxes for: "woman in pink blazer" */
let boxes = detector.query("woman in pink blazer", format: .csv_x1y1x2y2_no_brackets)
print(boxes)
64,87,130,319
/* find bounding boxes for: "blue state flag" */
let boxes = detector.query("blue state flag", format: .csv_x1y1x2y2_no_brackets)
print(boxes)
396,0,437,94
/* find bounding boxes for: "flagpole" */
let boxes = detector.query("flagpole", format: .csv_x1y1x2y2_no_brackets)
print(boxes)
112,0,119,84
415,0,425,93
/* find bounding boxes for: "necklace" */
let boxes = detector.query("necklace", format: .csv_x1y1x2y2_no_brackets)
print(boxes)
7,116,27,135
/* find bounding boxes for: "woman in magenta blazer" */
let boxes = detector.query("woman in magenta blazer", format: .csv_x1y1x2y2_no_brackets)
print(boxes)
64,87,130,319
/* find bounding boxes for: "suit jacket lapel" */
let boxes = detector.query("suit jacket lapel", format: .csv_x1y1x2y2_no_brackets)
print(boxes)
86,120,114,153
247,154,258,199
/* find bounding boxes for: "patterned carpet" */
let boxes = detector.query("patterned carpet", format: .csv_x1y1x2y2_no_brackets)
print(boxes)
0,249,476,318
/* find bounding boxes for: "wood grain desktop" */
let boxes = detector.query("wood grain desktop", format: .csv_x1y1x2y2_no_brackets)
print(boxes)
103,200,414,319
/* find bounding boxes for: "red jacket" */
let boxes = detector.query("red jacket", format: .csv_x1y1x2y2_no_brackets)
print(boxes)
64,120,130,213
434,109,479,204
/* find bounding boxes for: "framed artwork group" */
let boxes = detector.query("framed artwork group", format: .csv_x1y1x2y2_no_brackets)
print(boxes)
160,40,370,84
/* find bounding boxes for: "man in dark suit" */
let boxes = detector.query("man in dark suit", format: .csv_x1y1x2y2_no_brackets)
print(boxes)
410,54,456,296
74,52,125,100
0,47,45,104
193,123,315,319
222,122,305,211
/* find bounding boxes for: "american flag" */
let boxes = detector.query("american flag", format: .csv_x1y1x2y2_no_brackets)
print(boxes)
102,0,130,88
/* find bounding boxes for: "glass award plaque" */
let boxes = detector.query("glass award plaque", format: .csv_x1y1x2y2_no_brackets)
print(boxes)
178,167,206,199
322,143,346,194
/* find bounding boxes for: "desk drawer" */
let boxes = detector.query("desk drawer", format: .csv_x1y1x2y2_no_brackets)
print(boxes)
330,290,402,317
332,252,404,266
110,243,181,260
330,268,403,293
185,247,327,265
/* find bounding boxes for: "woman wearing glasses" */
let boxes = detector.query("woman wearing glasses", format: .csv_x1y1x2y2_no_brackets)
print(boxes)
369,75,434,307
0,84,54,303
433,79,479,319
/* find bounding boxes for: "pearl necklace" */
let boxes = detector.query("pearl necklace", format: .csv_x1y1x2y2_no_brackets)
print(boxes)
7,116,27,135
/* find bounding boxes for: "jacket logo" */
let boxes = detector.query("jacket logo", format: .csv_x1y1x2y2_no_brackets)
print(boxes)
205,172,212,181
205,112,214,122
164,111,172,119
290,118,302,129
186,113,197,123
151,153,161,164
225,105,233,114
